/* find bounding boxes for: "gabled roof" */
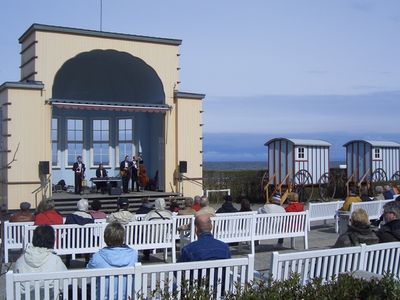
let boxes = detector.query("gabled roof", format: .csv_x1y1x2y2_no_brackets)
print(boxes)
343,140,400,148
19,23,182,46
265,138,331,147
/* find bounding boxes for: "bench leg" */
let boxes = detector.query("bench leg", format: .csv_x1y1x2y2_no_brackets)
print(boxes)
4,248,8,264
290,237,295,249
164,248,168,262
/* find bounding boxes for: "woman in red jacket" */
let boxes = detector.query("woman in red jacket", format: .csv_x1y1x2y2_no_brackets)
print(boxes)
34,199,63,225
285,192,304,212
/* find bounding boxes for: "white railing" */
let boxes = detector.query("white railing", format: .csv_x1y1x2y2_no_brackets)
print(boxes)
307,201,344,231
270,242,400,285
6,254,254,300
3,221,34,263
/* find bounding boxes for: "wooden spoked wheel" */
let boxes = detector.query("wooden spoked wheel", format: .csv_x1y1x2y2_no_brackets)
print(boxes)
391,171,400,182
294,169,314,202
318,172,337,201
370,168,388,183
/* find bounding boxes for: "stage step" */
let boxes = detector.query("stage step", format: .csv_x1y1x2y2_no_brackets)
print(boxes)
51,191,184,215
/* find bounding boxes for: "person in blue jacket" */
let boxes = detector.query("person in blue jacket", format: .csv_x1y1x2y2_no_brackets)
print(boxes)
87,222,138,300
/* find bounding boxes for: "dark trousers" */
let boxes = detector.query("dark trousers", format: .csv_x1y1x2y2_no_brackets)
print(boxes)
122,174,130,193
131,174,140,192
74,173,83,194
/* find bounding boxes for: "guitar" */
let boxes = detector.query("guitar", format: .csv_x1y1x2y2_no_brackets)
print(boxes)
120,164,133,177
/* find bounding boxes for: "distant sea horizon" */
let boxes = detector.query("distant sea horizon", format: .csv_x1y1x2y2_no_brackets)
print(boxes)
204,160,345,171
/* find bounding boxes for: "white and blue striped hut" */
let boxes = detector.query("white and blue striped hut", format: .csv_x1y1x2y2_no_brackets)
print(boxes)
265,138,331,185
344,140,400,182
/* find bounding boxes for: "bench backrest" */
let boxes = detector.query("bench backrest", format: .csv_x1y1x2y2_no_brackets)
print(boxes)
350,201,382,220
211,214,255,244
254,211,308,240
3,221,34,263
6,254,254,300
24,223,105,255
308,201,344,222
270,242,400,285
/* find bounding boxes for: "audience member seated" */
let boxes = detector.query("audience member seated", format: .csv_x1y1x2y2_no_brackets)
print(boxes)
258,194,285,248
34,199,63,225
192,195,201,211
339,187,361,211
239,199,252,212
178,198,196,215
334,208,379,247
360,185,372,202
87,222,138,300
144,198,172,221
396,195,400,202
95,163,108,194
373,185,385,200
88,199,107,219
107,198,135,225
383,185,394,200
13,225,67,292
285,192,304,212
136,197,153,214
10,201,35,222
169,200,180,213
258,194,285,214
216,195,238,213
179,215,231,262
65,198,94,225
377,201,400,243
143,198,172,260
196,196,216,217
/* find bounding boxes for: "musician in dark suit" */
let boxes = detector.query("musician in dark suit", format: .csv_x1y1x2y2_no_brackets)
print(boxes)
95,163,108,194
72,156,86,194
120,155,132,193
131,156,140,192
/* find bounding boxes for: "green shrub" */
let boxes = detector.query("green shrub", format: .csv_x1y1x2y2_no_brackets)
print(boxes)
142,273,400,299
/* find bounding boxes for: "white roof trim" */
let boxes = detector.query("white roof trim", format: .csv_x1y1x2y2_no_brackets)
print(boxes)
343,140,400,148
265,138,331,147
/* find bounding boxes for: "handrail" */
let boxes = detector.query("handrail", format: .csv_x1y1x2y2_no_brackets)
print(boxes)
357,169,370,189
346,173,354,196
278,174,290,194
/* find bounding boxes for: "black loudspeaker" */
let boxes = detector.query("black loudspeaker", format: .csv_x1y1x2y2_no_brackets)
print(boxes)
109,187,122,196
179,161,187,173
39,161,50,175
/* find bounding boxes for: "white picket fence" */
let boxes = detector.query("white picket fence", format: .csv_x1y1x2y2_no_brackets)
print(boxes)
270,242,400,285
6,254,255,300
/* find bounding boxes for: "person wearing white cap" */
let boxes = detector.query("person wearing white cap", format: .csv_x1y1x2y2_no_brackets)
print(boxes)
65,198,94,225
257,194,285,248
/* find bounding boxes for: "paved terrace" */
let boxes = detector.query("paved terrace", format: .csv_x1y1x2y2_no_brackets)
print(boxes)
0,203,339,300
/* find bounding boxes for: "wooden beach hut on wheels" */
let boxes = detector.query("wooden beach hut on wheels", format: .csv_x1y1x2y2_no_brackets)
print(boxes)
344,140,400,192
263,138,334,203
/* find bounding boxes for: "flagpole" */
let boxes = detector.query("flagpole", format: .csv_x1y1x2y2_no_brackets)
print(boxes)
100,0,103,31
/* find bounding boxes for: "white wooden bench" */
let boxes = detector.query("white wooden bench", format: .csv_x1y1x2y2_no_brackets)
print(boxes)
307,201,344,231
23,219,178,263
3,221,34,263
270,242,400,285
6,254,254,300
349,201,383,220
254,211,309,250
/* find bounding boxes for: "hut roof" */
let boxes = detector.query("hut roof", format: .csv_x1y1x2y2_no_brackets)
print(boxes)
343,140,400,148
264,138,331,147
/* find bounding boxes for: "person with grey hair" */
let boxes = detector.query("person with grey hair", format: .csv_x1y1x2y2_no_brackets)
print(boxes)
373,185,385,200
196,196,216,217
377,201,400,243
178,197,196,215
65,198,94,225
34,199,63,225
192,195,202,211
383,185,394,200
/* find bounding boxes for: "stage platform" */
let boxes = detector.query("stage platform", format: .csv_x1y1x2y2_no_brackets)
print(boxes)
51,190,182,215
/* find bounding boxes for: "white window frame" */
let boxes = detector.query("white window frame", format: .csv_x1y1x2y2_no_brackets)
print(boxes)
51,118,61,169
65,118,84,168
116,118,135,166
296,147,307,161
373,148,381,160
91,119,111,168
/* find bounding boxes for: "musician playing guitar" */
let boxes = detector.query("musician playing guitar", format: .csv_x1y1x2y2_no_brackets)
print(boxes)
72,155,86,194
120,155,132,193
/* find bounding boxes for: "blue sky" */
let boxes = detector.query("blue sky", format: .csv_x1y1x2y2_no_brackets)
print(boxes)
1,1,399,161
